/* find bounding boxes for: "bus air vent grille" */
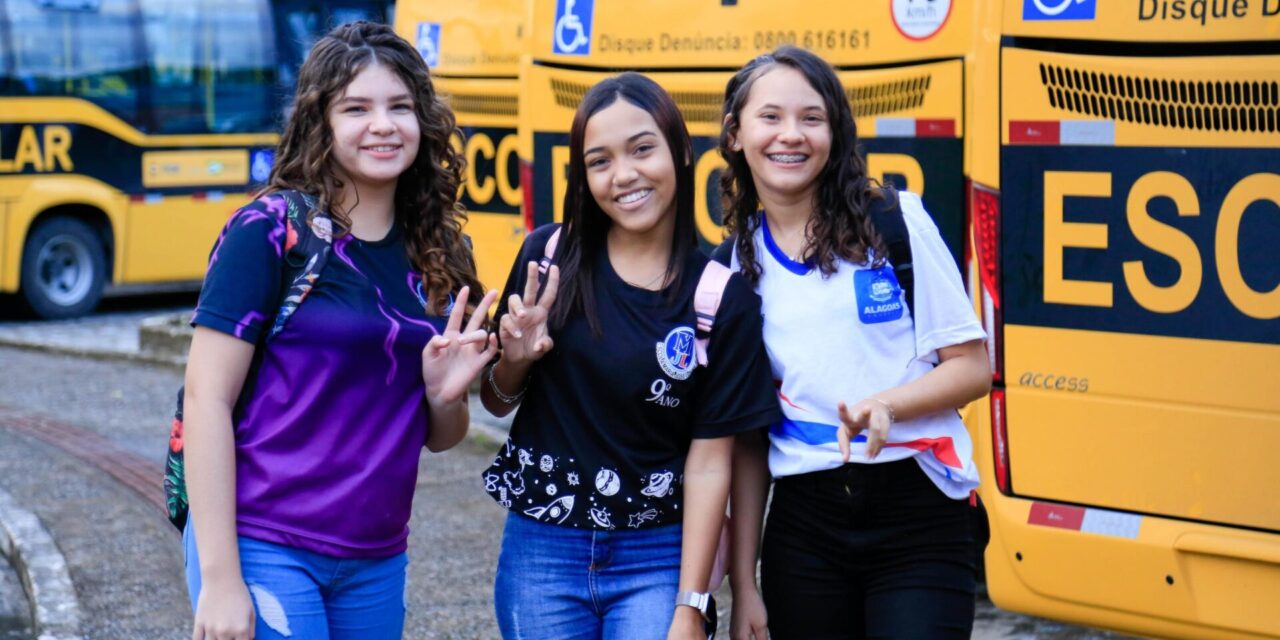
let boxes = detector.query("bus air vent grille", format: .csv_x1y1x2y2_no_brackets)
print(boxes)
445,93,519,117
552,75,933,123
551,79,722,122
1040,63,1280,133
845,75,932,118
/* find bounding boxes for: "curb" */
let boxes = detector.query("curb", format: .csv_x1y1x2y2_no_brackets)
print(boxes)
0,488,84,640
0,337,186,371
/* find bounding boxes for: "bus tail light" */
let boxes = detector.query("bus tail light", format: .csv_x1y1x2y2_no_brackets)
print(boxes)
970,180,1010,494
990,388,1010,494
969,181,1004,383
519,159,535,232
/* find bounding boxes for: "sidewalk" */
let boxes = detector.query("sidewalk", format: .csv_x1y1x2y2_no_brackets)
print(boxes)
0,312,1124,639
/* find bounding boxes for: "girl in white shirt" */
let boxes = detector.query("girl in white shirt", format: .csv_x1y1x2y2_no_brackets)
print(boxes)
716,46,992,640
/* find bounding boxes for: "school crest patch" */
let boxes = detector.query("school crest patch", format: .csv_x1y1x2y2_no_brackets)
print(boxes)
854,267,904,324
656,326,697,380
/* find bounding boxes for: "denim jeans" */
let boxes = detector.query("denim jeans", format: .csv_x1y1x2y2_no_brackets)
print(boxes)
183,523,407,640
494,512,683,640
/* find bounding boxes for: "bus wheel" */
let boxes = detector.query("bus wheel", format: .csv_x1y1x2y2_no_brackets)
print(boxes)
20,217,107,319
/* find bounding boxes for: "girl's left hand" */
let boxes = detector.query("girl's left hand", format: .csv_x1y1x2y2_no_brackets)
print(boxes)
667,606,708,640
837,397,893,462
422,286,499,406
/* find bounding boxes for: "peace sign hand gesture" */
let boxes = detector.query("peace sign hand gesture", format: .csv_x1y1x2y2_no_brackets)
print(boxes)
498,262,560,365
422,286,499,407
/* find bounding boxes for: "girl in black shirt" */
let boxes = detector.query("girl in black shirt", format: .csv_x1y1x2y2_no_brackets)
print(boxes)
480,73,780,639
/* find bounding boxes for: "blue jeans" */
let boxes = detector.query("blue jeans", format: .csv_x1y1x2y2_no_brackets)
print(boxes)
494,512,682,640
183,523,406,639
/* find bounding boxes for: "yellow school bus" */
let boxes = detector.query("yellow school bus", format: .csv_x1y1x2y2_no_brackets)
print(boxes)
0,0,391,319
967,2,1280,638
394,0,527,292
518,0,973,268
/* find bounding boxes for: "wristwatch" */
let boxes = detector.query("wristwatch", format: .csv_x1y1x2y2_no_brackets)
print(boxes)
675,590,717,636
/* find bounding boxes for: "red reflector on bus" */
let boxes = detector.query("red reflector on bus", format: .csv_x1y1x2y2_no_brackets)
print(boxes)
990,388,1010,494
1009,120,1060,145
916,119,956,137
519,160,534,232
1028,502,1086,530
1027,502,1143,539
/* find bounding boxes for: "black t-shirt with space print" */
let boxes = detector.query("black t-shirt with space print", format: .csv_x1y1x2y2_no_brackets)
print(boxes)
483,224,780,531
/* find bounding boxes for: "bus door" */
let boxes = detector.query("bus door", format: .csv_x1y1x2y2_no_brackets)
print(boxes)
395,0,525,292
520,0,972,265
974,3,1280,637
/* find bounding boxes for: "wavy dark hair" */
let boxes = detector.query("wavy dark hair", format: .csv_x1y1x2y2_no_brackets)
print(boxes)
718,45,886,284
265,20,481,315
550,72,699,335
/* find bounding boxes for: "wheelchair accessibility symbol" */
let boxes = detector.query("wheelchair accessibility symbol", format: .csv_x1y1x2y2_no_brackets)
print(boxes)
416,22,441,67
553,0,593,55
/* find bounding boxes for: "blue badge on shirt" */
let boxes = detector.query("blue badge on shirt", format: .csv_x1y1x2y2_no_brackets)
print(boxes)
656,326,696,380
854,267,904,324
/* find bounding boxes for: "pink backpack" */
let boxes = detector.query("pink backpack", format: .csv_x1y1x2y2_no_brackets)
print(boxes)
541,228,733,592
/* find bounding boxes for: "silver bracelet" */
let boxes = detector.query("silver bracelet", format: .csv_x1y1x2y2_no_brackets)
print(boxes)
487,363,525,404
870,397,896,424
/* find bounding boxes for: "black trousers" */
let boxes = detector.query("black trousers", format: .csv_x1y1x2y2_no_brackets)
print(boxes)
761,459,978,639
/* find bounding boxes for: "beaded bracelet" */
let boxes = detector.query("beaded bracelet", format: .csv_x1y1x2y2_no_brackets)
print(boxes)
487,363,525,404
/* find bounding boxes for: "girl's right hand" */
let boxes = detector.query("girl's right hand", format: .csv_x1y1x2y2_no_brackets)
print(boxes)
498,261,559,364
192,579,255,640
731,585,769,640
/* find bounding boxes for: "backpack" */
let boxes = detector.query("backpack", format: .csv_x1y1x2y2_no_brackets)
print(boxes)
164,190,332,531
539,226,734,594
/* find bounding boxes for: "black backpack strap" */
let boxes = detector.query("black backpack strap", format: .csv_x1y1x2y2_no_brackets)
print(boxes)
710,235,735,267
867,187,914,318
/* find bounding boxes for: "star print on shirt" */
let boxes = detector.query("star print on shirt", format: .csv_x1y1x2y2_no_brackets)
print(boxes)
628,508,659,528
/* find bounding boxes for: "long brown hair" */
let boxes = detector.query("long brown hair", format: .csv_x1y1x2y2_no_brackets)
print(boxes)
718,46,886,284
266,20,481,314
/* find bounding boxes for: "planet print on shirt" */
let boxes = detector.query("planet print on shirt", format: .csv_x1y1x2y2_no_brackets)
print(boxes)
595,469,621,496
640,471,675,498
656,326,697,380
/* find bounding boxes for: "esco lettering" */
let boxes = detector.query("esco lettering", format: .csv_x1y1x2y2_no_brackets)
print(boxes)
556,144,930,245
1043,170,1279,320
449,130,521,208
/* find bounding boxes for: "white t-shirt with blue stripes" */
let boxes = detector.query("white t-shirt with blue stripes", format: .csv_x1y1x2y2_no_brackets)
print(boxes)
731,191,987,499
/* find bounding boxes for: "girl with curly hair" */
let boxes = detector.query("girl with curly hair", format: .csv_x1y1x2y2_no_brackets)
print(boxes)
181,21,496,640
715,46,992,639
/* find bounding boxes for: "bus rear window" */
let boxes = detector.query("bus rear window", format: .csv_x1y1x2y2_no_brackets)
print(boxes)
4,0,145,127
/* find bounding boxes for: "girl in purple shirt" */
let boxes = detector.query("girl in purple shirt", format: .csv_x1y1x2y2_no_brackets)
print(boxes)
181,22,497,640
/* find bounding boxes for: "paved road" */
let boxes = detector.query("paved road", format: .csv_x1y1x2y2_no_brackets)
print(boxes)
0,300,1131,639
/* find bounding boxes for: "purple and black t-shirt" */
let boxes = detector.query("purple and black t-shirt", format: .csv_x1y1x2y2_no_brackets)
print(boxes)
193,192,446,558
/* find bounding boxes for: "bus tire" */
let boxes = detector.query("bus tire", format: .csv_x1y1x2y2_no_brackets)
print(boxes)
20,216,107,319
